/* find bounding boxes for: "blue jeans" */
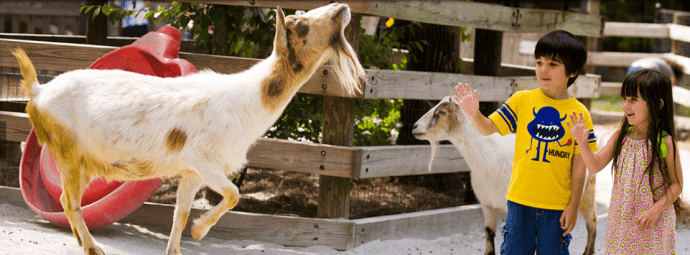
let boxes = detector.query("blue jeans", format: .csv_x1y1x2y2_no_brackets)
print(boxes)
500,201,572,255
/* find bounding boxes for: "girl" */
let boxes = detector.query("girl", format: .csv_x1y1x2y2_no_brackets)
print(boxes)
568,69,684,254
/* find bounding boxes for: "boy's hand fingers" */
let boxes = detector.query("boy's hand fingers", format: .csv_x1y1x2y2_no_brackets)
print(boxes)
473,89,478,99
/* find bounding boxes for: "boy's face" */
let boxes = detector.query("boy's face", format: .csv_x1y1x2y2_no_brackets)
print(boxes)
535,56,576,91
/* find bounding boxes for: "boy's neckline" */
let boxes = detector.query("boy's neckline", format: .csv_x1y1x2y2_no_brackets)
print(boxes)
539,87,572,100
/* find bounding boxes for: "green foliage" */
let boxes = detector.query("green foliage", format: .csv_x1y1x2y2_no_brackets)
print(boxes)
149,2,279,57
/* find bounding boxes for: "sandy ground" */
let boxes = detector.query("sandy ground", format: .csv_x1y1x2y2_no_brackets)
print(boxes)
1,124,690,255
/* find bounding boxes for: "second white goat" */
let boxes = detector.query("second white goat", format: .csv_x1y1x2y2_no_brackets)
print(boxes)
413,96,597,255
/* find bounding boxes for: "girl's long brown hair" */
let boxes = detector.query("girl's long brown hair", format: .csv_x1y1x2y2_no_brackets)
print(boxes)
612,69,684,216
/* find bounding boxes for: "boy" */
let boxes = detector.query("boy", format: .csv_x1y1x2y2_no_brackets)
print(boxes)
453,30,598,254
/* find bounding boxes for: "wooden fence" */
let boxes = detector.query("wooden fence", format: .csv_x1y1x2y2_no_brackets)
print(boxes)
0,0,603,250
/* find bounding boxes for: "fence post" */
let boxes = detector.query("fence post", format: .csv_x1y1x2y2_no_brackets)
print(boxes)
317,14,361,219
673,13,685,56
581,0,600,110
85,0,108,45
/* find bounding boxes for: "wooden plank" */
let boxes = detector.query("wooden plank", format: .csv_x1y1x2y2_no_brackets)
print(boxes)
603,22,669,38
0,33,205,52
513,7,603,36
513,74,601,99
0,1,81,16
352,204,483,247
122,202,356,251
601,82,621,96
670,23,690,46
163,0,602,36
0,39,363,98
587,51,665,67
0,111,31,143
357,144,469,179
247,138,357,178
673,85,690,108
0,38,115,71
364,69,514,101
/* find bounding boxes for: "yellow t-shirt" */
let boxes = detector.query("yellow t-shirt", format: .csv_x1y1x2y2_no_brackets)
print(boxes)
489,88,599,210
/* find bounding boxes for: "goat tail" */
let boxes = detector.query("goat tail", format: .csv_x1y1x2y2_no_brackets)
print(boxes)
12,48,39,101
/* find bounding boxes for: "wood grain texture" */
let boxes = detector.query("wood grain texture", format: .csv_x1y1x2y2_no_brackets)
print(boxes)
352,204,483,246
357,144,469,178
162,0,602,36
0,111,32,143
364,69,514,101
604,22,669,38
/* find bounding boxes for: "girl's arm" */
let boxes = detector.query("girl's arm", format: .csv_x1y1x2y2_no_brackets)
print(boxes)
453,84,498,136
566,112,618,174
636,136,684,230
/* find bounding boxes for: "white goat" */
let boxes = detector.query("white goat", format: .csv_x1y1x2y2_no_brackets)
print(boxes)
12,3,365,255
413,96,597,255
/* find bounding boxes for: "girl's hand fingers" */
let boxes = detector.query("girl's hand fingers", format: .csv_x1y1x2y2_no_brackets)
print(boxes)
473,89,478,99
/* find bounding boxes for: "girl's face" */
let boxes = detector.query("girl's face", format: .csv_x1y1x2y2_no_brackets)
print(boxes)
535,56,576,91
621,89,650,127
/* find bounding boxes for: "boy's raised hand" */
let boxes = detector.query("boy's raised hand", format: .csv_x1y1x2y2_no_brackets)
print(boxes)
566,111,589,145
453,83,480,118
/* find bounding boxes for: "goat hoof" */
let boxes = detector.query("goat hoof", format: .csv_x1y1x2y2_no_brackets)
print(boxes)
85,245,105,255
191,218,211,241
166,247,182,255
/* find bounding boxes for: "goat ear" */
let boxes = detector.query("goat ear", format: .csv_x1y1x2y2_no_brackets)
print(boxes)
274,7,287,52
449,91,459,108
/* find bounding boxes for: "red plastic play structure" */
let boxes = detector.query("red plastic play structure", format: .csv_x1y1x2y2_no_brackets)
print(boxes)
20,26,197,228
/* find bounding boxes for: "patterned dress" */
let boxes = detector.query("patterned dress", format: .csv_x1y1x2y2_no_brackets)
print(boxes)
605,136,676,255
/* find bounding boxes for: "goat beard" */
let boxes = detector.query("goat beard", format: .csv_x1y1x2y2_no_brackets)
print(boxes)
428,141,438,172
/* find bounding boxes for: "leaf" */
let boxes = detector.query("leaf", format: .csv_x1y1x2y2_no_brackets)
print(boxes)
83,6,95,15
92,6,101,19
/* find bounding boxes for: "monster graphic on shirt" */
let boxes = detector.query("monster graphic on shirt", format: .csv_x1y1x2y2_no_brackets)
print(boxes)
526,106,567,163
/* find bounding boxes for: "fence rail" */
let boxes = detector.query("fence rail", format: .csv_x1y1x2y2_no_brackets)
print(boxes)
160,0,603,36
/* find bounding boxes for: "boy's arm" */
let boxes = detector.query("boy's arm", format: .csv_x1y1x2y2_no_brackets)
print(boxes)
560,154,586,236
453,83,498,136
567,112,617,174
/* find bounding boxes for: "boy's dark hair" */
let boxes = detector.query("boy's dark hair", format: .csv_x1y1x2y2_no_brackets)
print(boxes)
534,30,587,87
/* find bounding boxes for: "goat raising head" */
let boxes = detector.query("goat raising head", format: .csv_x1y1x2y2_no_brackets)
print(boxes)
273,3,365,96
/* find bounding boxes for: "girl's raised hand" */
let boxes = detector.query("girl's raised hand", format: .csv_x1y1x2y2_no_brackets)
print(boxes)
452,83,480,118
566,111,589,145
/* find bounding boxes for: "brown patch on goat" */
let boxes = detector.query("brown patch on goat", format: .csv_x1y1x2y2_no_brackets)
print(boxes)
166,128,187,153
180,210,191,231
286,29,304,73
427,102,460,136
